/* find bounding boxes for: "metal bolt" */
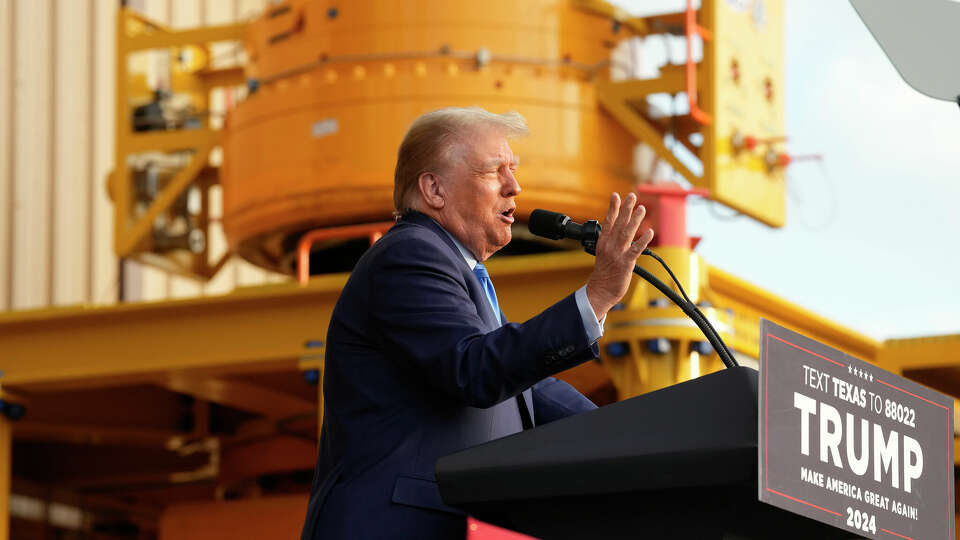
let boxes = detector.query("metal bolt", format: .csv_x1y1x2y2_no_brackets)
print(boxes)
475,48,491,69
0,400,25,421
646,338,671,355
605,342,629,357
691,341,713,355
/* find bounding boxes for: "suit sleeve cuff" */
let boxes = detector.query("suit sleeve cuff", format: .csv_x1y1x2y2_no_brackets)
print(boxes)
574,285,604,344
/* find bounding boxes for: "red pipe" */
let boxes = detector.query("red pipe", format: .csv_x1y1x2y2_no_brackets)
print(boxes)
297,222,394,285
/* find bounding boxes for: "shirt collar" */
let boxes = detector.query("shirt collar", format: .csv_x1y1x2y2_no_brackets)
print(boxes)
439,228,478,270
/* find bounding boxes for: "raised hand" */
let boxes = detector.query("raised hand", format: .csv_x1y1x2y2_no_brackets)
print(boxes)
585,192,655,320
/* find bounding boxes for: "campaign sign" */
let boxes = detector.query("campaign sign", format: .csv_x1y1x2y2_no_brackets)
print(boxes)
759,320,954,539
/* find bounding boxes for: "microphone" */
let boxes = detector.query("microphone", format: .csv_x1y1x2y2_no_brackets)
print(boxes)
528,209,584,241
529,209,648,255
528,209,601,253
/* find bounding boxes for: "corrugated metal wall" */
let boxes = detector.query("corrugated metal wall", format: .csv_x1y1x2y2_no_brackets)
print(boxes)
0,0,286,313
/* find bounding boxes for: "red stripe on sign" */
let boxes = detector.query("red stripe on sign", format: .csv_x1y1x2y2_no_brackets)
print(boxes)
880,528,914,540
766,488,841,516
875,379,949,410
764,334,769,489
768,334,845,367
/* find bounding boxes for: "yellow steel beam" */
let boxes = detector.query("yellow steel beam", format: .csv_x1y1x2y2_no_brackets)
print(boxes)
0,253,595,391
705,265,881,362
0,277,346,390
125,129,219,153
0,250,883,409
614,65,687,99
162,376,314,419
879,334,960,373
596,80,702,187
196,67,246,89
121,18,246,52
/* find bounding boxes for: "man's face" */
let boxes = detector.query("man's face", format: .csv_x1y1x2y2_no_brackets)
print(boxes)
436,127,521,261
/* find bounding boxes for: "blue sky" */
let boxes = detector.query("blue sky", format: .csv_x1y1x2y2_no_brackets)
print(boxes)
611,0,960,340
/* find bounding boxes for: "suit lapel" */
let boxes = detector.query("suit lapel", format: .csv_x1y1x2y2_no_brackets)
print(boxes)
397,212,532,427
398,212,501,331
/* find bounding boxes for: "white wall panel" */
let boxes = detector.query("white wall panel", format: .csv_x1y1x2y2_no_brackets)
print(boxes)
52,0,93,306
91,0,118,305
0,0,14,310
128,0,171,303
11,0,53,310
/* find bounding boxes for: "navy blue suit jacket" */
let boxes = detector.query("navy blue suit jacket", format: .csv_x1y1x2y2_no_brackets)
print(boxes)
300,212,599,539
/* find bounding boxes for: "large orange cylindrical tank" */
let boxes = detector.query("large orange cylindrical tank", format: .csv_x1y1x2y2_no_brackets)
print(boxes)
222,0,637,273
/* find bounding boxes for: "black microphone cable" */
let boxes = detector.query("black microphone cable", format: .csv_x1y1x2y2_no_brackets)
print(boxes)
640,249,736,366
584,244,738,369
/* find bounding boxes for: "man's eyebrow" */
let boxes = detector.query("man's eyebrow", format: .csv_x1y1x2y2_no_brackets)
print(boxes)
476,155,519,171
477,158,503,170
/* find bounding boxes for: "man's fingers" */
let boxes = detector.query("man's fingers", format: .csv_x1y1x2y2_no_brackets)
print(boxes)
629,228,655,256
626,203,647,238
615,193,637,240
604,192,620,229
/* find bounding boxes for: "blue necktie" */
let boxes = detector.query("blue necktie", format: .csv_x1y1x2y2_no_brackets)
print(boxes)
472,263,533,430
472,263,502,326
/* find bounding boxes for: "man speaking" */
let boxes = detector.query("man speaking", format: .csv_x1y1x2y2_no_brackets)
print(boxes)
300,107,654,539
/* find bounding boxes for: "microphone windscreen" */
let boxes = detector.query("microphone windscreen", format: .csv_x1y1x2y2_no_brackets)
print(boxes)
528,209,568,240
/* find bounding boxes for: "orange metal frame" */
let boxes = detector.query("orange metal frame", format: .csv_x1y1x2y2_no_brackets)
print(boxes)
296,222,395,285
685,0,713,125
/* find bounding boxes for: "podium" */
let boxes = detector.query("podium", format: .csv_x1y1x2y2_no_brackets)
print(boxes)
436,367,856,539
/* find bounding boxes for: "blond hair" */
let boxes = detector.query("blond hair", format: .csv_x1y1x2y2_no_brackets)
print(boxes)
393,107,529,215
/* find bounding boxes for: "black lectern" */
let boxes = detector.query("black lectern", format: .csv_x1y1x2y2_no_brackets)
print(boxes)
437,367,858,539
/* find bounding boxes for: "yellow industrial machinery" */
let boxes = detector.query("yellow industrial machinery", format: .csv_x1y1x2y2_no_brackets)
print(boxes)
0,1,957,538
224,0,642,271
108,10,247,279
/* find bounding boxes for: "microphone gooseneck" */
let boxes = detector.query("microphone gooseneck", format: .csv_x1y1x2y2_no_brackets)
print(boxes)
529,208,738,369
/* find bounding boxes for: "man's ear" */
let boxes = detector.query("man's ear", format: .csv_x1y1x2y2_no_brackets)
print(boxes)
417,172,445,210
